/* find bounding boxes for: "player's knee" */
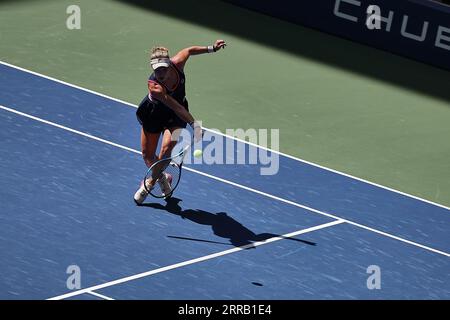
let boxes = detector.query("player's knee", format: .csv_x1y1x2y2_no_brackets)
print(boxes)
160,144,174,158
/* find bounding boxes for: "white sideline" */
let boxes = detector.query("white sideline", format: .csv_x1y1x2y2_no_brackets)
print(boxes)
1,104,449,260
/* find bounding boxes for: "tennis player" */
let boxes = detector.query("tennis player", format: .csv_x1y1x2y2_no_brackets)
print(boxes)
134,40,227,205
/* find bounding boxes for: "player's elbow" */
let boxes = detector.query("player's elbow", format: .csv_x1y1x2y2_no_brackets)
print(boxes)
148,82,166,101
184,47,195,57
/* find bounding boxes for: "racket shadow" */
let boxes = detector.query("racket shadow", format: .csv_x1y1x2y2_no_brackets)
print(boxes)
142,197,316,248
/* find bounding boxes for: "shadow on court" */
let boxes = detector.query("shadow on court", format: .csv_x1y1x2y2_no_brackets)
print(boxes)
142,197,316,248
114,0,450,103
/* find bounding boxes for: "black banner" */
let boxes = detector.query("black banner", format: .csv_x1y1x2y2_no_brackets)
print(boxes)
225,0,450,71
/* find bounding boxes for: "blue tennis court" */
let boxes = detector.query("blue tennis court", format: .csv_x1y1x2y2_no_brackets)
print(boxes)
0,61,449,300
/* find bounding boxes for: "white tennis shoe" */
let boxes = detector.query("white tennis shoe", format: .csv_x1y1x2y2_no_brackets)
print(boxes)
158,172,172,198
133,180,153,205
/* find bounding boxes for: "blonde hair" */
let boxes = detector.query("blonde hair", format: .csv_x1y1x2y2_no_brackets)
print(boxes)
150,46,170,61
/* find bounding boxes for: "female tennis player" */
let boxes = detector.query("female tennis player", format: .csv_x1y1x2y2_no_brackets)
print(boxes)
134,40,227,204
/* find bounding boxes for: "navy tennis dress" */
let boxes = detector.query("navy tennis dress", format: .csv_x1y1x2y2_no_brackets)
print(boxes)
136,61,189,133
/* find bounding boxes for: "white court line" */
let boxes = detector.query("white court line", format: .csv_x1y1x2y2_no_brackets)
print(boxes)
1,60,449,212
2,104,449,260
86,291,115,300
48,220,345,300
0,105,138,155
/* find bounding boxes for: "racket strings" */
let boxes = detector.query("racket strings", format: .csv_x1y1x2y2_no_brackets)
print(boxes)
147,161,181,198
143,144,189,198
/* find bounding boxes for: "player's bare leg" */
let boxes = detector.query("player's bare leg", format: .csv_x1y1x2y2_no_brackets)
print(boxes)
134,128,160,204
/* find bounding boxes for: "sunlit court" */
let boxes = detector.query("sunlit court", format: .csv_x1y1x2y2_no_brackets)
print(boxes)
0,0,449,302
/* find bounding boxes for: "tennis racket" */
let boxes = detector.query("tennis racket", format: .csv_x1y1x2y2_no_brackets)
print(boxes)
143,132,201,199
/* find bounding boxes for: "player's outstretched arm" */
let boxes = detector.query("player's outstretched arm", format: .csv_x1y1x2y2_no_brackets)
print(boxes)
171,40,227,70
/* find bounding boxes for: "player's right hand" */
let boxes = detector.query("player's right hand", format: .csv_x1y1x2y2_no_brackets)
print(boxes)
191,120,203,143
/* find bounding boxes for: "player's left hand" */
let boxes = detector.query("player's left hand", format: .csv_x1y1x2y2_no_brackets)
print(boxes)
213,40,227,51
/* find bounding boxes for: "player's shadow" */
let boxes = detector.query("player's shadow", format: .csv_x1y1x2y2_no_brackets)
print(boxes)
143,197,316,248
114,0,450,103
